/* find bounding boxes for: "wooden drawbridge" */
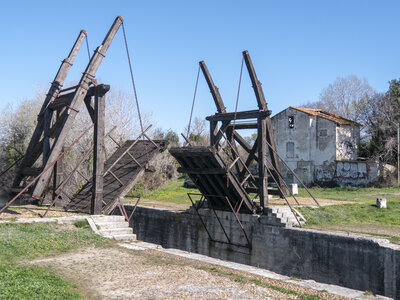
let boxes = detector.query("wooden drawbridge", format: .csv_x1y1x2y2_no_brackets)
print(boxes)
67,140,168,214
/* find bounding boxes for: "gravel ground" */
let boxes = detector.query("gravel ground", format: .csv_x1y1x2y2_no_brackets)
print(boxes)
26,246,347,299
0,206,84,219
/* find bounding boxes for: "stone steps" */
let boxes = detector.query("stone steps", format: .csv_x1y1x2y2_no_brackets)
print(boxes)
89,215,136,241
265,206,306,227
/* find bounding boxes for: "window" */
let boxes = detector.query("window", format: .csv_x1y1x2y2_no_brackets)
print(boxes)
288,116,294,128
319,129,327,137
286,142,294,158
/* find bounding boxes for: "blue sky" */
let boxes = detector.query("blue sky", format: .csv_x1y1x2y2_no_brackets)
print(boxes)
1,0,400,134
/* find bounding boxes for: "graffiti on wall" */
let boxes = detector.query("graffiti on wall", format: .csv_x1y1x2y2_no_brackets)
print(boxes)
336,161,368,181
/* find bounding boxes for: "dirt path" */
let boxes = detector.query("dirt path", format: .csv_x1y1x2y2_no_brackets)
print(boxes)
26,246,346,299
308,223,400,239
0,206,84,219
131,197,357,212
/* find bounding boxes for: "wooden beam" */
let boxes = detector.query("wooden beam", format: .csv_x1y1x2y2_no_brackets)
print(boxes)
233,131,255,154
91,86,107,215
228,122,258,130
84,95,95,123
257,116,268,209
242,50,267,111
177,167,226,175
206,110,271,122
33,17,123,198
13,30,87,188
48,85,110,111
199,61,226,113
213,120,231,146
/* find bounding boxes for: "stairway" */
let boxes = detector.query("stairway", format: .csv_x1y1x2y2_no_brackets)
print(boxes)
89,215,136,241
265,206,306,227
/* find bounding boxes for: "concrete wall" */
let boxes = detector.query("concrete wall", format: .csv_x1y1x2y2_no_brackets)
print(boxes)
127,205,400,299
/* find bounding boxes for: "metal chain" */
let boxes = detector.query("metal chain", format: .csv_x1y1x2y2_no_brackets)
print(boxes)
121,22,150,165
186,65,201,143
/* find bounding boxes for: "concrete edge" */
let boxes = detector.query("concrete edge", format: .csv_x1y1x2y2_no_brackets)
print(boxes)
118,241,391,300
124,204,400,250
86,216,100,235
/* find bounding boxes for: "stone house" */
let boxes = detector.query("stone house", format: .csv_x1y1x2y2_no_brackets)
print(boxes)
271,106,377,186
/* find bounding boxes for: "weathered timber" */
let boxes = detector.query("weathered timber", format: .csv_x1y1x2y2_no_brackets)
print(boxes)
13,30,87,189
228,122,258,130
32,17,124,198
68,140,168,214
91,88,106,214
199,61,226,113
258,116,268,208
177,167,226,175
242,50,286,197
170,146,257,214
206,110,271,122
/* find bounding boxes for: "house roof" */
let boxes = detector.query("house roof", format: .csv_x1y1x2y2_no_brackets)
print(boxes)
289,106,360,126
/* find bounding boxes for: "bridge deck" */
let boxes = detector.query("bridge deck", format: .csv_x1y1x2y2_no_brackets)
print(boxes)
169,146,257,214
68,140,168,214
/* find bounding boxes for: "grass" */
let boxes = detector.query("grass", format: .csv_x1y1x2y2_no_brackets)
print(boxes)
298,201,400,227
0,223,108,262
297,185,400,202
0,264,80,300
128,178,198,204
0,222,109,298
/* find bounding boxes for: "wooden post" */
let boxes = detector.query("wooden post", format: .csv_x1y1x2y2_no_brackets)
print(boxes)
258,115,268,209
210,121,218,146
91,86,106,215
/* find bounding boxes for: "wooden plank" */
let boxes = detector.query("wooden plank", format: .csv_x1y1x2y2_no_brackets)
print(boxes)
177,167,226,175
169,146,257,214
206,110,271,122
68,140,168,214
48,85,110,111
228,122,258,130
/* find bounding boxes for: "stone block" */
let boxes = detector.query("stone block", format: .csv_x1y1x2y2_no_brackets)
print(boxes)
376,198,387,208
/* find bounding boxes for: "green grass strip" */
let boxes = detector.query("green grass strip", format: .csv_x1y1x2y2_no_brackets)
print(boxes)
0,264,80,300
0,223,109,263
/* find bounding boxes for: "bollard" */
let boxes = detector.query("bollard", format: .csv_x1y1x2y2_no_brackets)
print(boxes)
290,183,298,195
376,198,387,208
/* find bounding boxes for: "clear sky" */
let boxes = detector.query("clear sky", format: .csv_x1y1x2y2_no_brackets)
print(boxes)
1,0,400,135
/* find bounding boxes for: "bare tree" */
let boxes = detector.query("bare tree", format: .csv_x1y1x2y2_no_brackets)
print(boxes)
184,117,209,146
304,75,375,123
0,87,152,195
